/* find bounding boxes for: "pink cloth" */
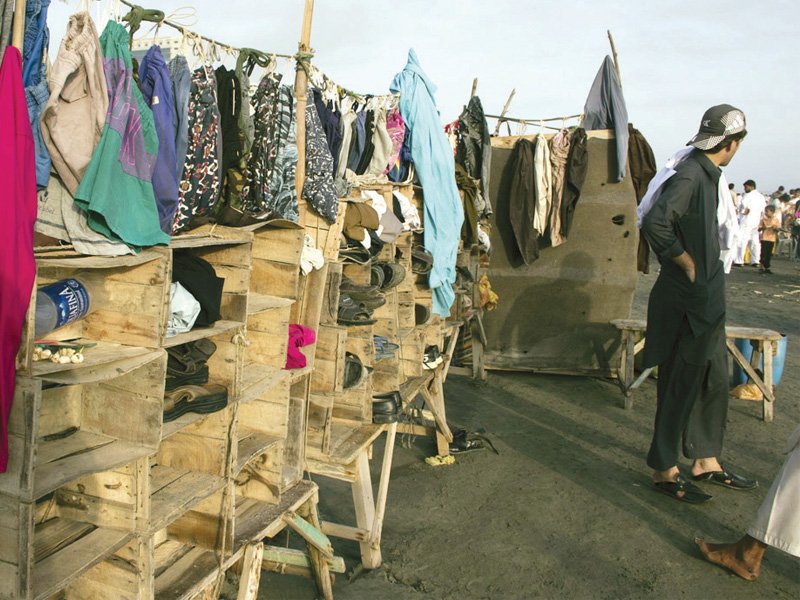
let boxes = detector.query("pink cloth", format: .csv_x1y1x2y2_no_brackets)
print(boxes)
0,47,38,473
285,324,316,369
384,108,406,175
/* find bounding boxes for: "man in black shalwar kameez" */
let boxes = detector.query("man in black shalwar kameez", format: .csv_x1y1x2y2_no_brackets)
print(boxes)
641,104,757,503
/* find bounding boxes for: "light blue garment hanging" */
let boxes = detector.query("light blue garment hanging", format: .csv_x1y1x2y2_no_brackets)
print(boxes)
583,55,629,182
390,49,463,316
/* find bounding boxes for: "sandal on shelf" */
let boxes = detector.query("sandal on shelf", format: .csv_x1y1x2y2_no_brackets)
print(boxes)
370,264,385,288
163,384,228,422
415,303,431,326
411,245,434,275
166,364,210,391
166,339,217,376
337,294,376,326
377,261,406,290
653,473,713,504
343,352,368,389
339,243,371,264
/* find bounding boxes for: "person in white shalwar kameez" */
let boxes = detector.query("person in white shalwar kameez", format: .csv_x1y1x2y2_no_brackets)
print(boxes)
695,424,800,580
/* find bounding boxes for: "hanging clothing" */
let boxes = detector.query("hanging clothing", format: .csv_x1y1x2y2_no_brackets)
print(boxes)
456,95,492,216
267,84,299,221
390,49,464,316
139,45,180,234
384,108,406,175
243,74,298,221
0,47,37,473
312,88,343,175
347,109,367,173
533,134,552,236
234,52,256,160
355,109,376,175
73,21,169,248
508,138,539,264
365,108,394,177
172,66,222,234
387,123,414,184
583,56,628,182
391,189,421,231
302,95,338,223
336,107,357,182
455,163,479,246
22,0,51,188
560,127,588,239
215,65,243,177
549,129,570,248
35,175,134,256
41,12,108,196
168,55,191,182
627,124,657,273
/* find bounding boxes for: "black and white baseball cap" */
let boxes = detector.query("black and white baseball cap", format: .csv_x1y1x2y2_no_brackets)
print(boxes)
687,104,746,150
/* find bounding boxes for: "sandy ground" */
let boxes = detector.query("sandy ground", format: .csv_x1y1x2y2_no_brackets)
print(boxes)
259,252,800,599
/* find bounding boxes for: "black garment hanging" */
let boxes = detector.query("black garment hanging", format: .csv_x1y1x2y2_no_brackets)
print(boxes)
560,127,588,238
508,138,539,264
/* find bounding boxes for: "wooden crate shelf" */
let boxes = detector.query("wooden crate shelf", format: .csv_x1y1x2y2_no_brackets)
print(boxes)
148,465,226,535
161,320,243,349
235,429,282,475
232,480,317,551
2,352,166,502
33,519,132,600
239,363,291,404
153,540,220,600
246,293,294,316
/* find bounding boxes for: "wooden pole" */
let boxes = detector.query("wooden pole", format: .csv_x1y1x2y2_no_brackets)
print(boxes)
11,0,26,51
607,30,622,88
294,0,315,205
492,88,516,135
470,77,478,98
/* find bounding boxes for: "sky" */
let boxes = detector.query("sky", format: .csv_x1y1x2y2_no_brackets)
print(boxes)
47,0,799,193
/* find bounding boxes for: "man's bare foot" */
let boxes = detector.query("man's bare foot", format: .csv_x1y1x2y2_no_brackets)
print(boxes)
691,457,723,478
695,535,767,581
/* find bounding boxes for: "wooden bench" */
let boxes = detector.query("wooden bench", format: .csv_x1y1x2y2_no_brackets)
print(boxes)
610,319,783,421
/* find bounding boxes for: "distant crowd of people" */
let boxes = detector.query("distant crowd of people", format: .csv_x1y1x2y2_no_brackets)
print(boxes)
728,182,800,273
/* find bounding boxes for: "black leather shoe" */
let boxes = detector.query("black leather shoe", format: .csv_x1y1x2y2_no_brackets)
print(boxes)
372,391,400,424
692,464,758,490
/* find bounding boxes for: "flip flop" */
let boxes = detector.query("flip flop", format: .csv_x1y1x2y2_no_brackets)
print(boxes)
653,473,713,504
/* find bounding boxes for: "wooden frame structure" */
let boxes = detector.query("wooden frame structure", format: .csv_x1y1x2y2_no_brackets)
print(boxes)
611,318,783,421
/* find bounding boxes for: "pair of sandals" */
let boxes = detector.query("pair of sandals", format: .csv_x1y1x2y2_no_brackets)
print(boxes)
411,245,434,275
166,339,217,391
340,277,385,309
337,294,376,326
163,383,228,422
371,261,406,290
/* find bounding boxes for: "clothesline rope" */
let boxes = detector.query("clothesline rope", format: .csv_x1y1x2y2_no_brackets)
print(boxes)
115,0,397,104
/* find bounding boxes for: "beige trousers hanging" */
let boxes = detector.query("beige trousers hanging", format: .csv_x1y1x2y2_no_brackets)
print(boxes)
747,424,800,557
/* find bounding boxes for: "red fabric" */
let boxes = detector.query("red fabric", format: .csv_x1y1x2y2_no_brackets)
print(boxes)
0,47,38,472
285,324,316,369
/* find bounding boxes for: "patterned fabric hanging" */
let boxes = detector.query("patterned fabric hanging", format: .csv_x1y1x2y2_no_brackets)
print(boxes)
302,94,338,223
172,66,222,234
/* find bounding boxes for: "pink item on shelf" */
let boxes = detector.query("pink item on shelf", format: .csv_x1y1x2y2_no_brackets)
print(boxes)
0,47,38,472
285,324,317,369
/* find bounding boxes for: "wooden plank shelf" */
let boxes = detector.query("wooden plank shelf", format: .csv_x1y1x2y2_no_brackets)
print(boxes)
33,433,149,499
239,363,291,404
32,345,164,382
160,410,218,440
232,480,317,551
288,365,313,384
169,225,252,249
162,321,243,349
306,423,385,467
34,248,164,269
149,465,226,534
32,518,131,600
153,543,221,600
236,429,282,473
247,293,295,315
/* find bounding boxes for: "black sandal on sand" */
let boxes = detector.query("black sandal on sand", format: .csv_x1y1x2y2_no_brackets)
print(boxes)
653,473,713,504
692,464,758,490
